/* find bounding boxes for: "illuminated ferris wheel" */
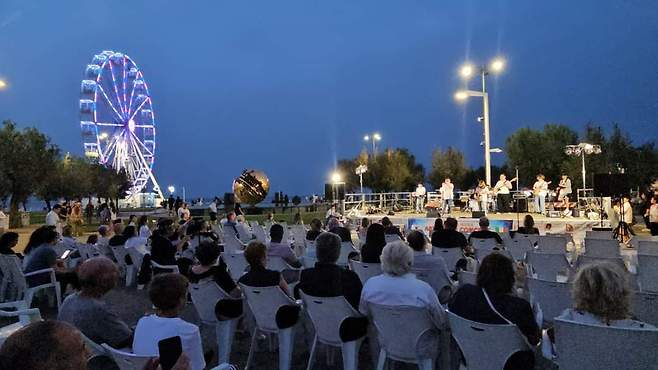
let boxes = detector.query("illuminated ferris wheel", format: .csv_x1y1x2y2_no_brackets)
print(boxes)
79,50,163,200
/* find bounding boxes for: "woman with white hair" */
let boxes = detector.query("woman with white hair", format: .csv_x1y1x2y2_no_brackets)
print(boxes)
359,241,442,322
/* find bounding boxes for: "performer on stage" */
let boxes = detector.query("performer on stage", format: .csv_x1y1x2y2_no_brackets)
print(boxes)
439,178,454,214
493,174,516,213
532,174,550,215
415,183,427,213
475,180,490,214
557,174,572,208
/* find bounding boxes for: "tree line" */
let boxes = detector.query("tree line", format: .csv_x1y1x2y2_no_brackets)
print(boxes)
0,120,130,227
337,123,658,193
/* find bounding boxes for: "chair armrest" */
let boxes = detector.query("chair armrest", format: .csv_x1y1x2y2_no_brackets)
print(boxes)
0,308,41,318
24,268,56,278
0,300,28,310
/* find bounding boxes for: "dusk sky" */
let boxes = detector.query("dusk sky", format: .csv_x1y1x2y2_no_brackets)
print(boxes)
1,1,657,198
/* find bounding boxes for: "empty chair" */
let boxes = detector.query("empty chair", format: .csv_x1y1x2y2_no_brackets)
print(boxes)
502,238,533,261
447,311,532,370
637,254,658,293
584,238,620,258
267,256,299,273
101,344,152,370
368,303,442,370
0,300,42,347
470,237,498,250
223,234,246,254
527,277,572,325
300,292,366,370
239,284,300,370
536,235,567,254
458,270,477,287
110,245,136,286
632,291,658,326
222,253,248,282
150,260,179,274
432,247,464,271
252,224,268,243
638,240,658,256
586,230,614,240
513,233,539,246
554,317,658,370
475,248,512,262
411,267,454,300
576,255,627,271
0,255,61,310
526,251,572,282
337,242,358,266
301,255,318,268
349,260,382,284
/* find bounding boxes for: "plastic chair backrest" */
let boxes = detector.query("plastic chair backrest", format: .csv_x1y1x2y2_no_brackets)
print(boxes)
101,344,151,370
384,234,401,243
638,254,658,293
368,303,440,362
513,233,539,246
554,318,658,370
631,291,658,326
223,234,244,254
266,256,295,272
576,255,626,272
189,279,230,324
253,224,268,243
337,242,356,266
299,291,360,346
447,311,530,370
1,255,27,293
638,241,658,256
349,260,382,284
526,251,571,281
239,284,295,333
458,270,477,287
411,267,451,295
432,247,463,271
470,238,498,250
586,230,614,240
584,238,620,258
536,235,567,254
527,277,572,324
502,239,533,261
222,253,248,282
110,245,130,268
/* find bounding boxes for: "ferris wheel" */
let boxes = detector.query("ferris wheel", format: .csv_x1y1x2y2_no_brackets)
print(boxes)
79,50,164,200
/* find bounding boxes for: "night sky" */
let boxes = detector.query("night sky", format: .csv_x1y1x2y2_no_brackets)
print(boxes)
1,1,657,197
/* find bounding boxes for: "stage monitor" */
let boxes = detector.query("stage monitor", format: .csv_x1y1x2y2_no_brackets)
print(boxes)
593,174,629,197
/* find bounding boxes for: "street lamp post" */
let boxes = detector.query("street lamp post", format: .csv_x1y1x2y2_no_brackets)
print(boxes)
455,57,505,186
565,143,602,196
363,133,382,157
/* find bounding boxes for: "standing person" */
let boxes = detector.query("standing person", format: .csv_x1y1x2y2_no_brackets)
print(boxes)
234,202,244,217
647,196,658,236
415,183,427,213
475,180,490,214
137,215,151,238
439,178,454,214
493,174,515,213
167,195,175,214
69,201,83,237
557,174,572,209
178,203,191,222
84,202,94,225
532,174,550,215
208,198,218,220
46,204,64,235
99,203,111,225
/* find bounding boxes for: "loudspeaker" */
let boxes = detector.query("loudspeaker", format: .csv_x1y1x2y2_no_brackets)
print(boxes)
324,183,346,201
471,211,485,218
513,198,528,213
426,209,440,218
593,174,628,197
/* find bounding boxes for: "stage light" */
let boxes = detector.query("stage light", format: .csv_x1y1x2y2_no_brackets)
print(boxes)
330,172,342,184
459,64,474,79
0,79,7,90
490,58,505,73
167,185,175,193
373,133,381,141
363,135,369,141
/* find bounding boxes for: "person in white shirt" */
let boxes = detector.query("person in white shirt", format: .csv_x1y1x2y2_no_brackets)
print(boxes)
475,180,490,214
45,204,63,235
493,174,514,213
439,178,454,214
177,203,191,221
532,174,549,215
133,273,205,370
208,199,218,219
415,183,427,213
326,204,341,220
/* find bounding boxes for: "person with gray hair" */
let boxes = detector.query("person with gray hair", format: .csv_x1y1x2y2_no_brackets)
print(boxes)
58,257,132,348
294,232,363,308
467,216,503,244
360,241,443,323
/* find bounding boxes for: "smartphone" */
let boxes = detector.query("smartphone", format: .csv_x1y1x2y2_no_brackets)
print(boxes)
158,336,182,370
60,250,71,259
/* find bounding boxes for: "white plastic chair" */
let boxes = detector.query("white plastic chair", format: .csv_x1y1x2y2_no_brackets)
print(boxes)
502,239,533,262
300,255,317,268
368,303,442,370
432,247,464,271
586,230,614,240
239,284,300,370
526,251,573,282
447,311,532,370
0,255,61,310
252,224,268,243
223,234,246,254
110,245,136,286
584,238,620,258
101,344,152,370
527,277,572,326
631,291,658,326
554,317,658,370
475,247,512,262
189,279,239,364
638,240,658,256
458,270,477,287
637,254,658,293
536,235,568,254
576,255,627,271
299,292,366,370
384,234,401,243
469,237,498,250
150,260,180,274
349,260,382,284
513,233,539,246
266,256,299,273
222,253,248,282
0,300,42,347
411,267,454,299
337,242,357,266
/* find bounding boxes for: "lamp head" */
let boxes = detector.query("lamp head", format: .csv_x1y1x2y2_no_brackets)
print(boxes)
459,64,474,79
489,57,505,73
454,91,469,101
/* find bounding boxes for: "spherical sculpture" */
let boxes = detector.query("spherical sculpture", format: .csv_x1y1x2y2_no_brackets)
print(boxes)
232,169,270,205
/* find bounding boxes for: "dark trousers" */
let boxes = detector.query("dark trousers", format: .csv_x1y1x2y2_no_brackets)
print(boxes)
497,194,511,213
650,222,658,236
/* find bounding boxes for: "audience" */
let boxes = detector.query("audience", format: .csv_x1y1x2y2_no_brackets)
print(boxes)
23,225,79,293
407,230,450,273
58,257,132,348
267,224,301,267
467,217,503,244
96,225,114,259
305,218,323,241
432,218,444,233
123,225,148,252
381,217,404,240
360,223,387,263
357,217,370,240
294,232,363,309
431,217,468,250
138,215,152,238
133,273,205,370
189,241,240,298
449,253,540,369
516,215,539,235
238,241,289,294
150,219,192,274
60,225,77,249
327,217,352,243
0,320,90,370
0,231,21,256
108,220,127,247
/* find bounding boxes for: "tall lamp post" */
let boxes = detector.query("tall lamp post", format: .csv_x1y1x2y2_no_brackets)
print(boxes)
454,57,505,186
565,143,602,197
363,133,382,157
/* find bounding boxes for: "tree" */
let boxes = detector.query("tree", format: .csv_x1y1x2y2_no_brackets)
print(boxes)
428,147,468,190
336,148,424,193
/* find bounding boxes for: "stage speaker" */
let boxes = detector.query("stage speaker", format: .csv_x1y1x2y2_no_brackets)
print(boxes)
593,174,629,197
592,227,613,231
324,183,346,201
513,198,528,213
426,209,440,218
471,211,485,218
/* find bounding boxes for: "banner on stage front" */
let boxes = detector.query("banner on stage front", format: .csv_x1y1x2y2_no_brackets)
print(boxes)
406,217,514,236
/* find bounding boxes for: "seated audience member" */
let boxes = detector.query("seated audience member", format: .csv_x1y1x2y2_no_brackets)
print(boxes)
60,225,78,249
96,225,114,259
0,231,21,257
267,224,301,267
133,273,205,370
381,217,404,240
123,225,148,252
360,223,387,263
432,218,444,233
327,217,352,243
558,261,655,328
357,218,370,240
189,241,240,297
223,211,241,237
360,241,443,323
0,320,90,370
407,230,450,273
468,217,503,244
294,232,363,309
238,241,289,294
24,225,79,293
431,217,468,249
108,220,127,246
58,257,132,348
150,219,192,274
137,215,152,238
516,215,539,235
449,253,540,369
305,218,324,241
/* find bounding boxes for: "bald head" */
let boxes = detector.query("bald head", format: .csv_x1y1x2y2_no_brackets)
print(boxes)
0,320,89,370
78,257,119,297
